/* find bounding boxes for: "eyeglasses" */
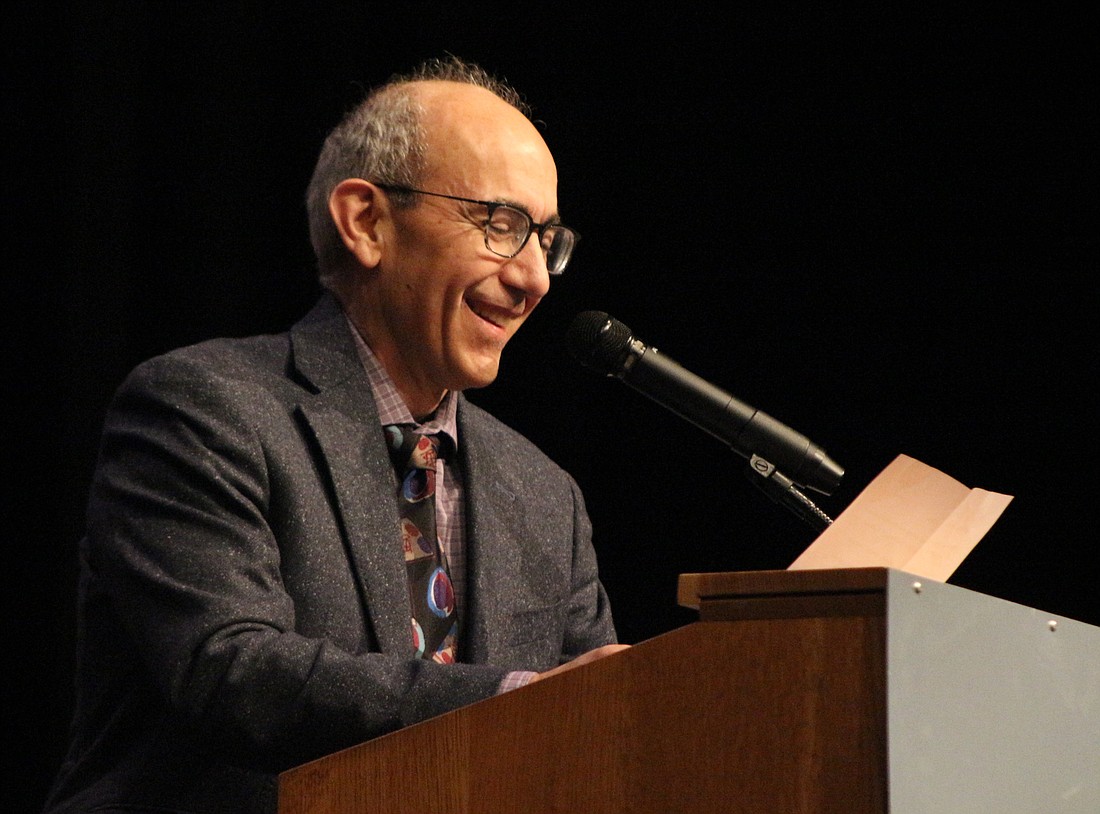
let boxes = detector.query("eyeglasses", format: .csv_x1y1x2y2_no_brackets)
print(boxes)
375,184,579,275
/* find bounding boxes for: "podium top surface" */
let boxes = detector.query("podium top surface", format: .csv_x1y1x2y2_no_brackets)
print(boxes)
677,567,894,610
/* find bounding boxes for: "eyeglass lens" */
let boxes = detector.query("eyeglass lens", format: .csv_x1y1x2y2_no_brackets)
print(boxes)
487,205,574,274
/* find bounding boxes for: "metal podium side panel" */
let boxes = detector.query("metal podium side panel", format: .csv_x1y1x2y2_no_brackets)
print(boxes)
885,568,1100,813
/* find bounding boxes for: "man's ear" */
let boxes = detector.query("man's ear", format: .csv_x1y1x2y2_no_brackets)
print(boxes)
328,178,387,269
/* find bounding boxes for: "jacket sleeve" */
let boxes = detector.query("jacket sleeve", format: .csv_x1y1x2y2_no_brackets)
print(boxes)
562,472,619,661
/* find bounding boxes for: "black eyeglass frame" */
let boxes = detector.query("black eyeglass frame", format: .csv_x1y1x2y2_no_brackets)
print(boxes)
373,183,579,275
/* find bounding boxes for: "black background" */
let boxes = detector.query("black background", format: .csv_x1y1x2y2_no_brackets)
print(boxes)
6,5,1096,810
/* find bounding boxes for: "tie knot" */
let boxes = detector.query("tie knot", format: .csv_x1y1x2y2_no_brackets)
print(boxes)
384,425,441,474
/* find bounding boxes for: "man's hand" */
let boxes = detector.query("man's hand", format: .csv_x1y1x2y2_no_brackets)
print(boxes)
529,644,631,683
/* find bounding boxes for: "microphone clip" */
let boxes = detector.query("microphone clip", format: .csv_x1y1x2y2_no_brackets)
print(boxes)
744,455,834,532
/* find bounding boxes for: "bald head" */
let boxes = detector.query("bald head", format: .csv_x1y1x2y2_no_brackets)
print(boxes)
411,81,558,206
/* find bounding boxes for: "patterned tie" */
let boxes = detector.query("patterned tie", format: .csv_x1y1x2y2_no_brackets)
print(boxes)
384,425,458,663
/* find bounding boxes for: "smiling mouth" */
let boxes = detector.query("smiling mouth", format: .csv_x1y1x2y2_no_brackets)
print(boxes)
466,298,510,329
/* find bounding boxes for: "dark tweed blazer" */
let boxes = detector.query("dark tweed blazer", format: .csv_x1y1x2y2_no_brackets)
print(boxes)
43,295,616,814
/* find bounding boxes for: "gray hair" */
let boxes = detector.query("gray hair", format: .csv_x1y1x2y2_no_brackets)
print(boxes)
305,56,531,287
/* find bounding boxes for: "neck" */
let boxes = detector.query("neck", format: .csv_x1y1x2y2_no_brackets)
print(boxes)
404,389,448,424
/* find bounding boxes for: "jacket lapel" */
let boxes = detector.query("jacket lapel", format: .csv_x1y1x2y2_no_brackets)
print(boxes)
288,296,411,655
456,401,521,663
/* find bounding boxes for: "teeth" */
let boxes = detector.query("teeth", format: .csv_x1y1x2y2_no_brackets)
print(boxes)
468,301,498,326
469,300,497,320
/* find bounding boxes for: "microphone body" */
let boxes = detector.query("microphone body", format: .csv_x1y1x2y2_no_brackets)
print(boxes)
567,311,844,496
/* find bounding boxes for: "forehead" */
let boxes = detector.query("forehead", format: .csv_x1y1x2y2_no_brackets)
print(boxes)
414,82,558,212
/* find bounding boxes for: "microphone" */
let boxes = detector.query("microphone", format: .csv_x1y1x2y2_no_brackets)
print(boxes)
566,311,844,496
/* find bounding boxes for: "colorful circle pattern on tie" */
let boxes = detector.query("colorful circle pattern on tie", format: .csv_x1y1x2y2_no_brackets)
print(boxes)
401,468,434,503
411,618,425,657
385,425,405,451
427,567,455,617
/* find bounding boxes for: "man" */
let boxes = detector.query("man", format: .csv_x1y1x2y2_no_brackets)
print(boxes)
43,57,626,813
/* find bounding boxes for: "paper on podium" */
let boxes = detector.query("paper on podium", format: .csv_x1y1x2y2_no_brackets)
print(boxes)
788,454,1013,582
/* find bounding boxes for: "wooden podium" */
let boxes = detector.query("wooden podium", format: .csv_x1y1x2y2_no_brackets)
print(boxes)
278,568,1100,813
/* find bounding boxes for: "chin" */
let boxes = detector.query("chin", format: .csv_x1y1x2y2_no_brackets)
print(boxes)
452,358,501,392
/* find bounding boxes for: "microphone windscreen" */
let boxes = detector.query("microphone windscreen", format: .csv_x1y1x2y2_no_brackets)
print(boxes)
566,311,633,373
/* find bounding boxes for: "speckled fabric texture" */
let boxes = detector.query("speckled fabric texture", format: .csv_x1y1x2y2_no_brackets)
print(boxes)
43,294,617,814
